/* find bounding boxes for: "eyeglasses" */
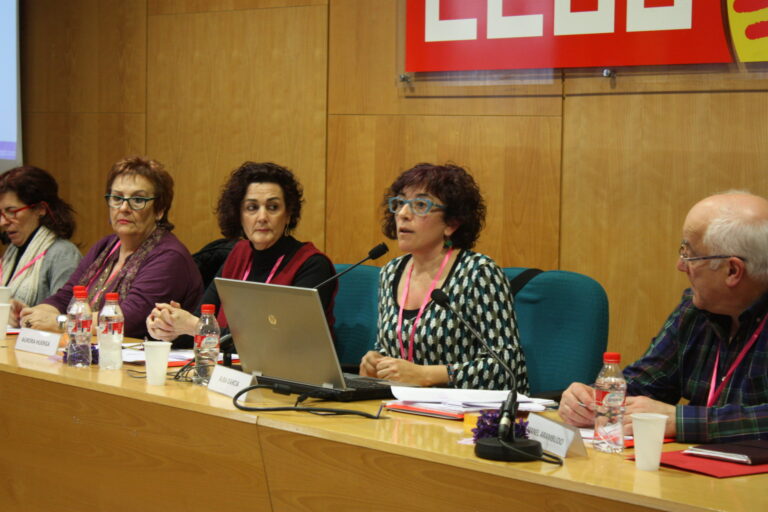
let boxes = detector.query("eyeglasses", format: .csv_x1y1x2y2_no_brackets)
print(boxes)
388,196,446,216
0,203,38,221
105,194,156,211
678,242,748,264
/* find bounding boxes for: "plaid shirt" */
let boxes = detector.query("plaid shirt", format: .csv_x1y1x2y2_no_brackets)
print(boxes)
624,289,768,443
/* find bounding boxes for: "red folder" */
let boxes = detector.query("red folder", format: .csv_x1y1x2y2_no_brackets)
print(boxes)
659,450,768,478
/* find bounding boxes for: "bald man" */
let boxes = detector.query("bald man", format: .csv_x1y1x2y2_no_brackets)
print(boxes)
559,191,768,443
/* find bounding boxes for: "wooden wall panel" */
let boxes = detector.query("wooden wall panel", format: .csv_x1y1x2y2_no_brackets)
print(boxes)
147,6,328,254
328,0,562,117
564,65,768,95
23,113,147,249
20,0,147,251
326,115,561,268
21,0,146,114
149,0,326,15
561,91,768,365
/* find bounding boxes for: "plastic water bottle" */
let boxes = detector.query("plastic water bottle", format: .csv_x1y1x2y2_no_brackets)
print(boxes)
193,304,220,385
65,285,87,314
98,292,124,370
593,352,626,453
66,287,93,367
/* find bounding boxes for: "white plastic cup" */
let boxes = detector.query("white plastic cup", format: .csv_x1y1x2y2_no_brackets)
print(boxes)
631,413,668,471
144,341,172,386
0,303,10,338
0,287,11,304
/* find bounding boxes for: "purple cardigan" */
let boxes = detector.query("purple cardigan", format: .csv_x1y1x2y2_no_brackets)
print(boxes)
43,232,203,338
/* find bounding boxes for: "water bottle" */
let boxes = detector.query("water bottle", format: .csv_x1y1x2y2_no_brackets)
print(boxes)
98,292,124,370
593,352,626,453
66,287,93,367
193,304,220,385
66,285,87,314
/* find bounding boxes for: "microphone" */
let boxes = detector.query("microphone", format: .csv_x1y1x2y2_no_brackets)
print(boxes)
430,289,544,462
314,243,388,290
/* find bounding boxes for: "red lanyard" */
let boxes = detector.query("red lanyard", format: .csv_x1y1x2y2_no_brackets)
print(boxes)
396,248,453,362
707,314,768,407
85,241,122,292
241,255,284,283
1,249,48,285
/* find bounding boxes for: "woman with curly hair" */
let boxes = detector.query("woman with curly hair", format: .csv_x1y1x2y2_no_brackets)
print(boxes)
147,161,336,347
359,163,529,391
0,166,82,312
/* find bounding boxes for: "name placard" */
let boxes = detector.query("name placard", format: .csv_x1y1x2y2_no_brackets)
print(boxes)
15,328,61,356
527,413,587,458
208,365,253,399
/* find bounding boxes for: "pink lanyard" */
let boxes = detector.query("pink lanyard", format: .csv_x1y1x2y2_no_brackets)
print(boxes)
85,241,122,292
707,314,768,407
396,248,453,362
1,250,48,285
242,255,284,283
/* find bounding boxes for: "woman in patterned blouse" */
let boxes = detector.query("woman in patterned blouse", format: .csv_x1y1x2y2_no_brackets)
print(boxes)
359,163,529,391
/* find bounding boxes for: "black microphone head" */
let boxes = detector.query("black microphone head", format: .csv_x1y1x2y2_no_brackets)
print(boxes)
368,242,389,260
430,289,450,307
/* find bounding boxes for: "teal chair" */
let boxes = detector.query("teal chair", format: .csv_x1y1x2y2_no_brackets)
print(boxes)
503,268,609,397
332,264,381,368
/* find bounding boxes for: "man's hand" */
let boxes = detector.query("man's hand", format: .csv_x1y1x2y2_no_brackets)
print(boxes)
558,382,596,427
624,396,677,437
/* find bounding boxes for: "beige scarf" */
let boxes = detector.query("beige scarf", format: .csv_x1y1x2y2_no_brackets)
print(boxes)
0,225,58,305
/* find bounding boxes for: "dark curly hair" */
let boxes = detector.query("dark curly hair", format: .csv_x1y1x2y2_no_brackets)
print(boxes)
382,163,486,250
217,162,304,239
105,156,175,230
0,166,77,239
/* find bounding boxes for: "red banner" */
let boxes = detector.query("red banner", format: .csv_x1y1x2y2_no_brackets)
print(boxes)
405,0,735,72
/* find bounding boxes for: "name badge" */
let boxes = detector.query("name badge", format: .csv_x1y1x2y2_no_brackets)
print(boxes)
526,413,587,458
15,328,61,356
207,365,253,399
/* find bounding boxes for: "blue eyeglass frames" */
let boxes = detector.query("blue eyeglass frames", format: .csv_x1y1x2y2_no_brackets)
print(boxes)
388,196,446,216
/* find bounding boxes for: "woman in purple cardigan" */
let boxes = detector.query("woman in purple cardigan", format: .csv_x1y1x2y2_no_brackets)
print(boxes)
18,156,203,338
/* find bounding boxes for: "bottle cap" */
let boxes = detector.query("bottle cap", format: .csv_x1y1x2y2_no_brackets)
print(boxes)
201,304,215,315
74,288,87,299
105,292,119,302
603,352,621,364
73,285,86,294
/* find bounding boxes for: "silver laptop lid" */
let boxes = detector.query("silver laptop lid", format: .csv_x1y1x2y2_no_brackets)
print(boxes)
214,278,347,390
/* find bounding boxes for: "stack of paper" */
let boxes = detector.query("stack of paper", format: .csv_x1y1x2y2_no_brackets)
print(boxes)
386,386,557,419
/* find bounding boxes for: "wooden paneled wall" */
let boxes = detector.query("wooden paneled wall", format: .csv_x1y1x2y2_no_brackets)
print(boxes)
20,0,768,365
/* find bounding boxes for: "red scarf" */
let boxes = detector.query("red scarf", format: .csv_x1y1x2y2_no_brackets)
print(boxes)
217,239,337,329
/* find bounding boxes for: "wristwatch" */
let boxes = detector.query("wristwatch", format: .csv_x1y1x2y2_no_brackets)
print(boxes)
56,314,67,332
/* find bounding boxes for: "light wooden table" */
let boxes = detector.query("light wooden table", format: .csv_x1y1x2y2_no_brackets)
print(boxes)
0,339,764,512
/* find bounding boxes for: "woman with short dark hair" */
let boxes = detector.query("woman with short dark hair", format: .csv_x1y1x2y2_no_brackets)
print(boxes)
146,161,336,347
18,156,203,337
360,163,529,391
0,166,81,312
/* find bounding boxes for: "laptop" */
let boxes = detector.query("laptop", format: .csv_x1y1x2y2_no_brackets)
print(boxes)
214,277,393,402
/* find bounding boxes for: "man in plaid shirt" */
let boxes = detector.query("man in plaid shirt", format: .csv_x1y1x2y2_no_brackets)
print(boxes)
559,191,768,443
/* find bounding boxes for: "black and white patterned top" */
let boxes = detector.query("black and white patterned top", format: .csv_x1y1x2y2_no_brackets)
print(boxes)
375,250,529,391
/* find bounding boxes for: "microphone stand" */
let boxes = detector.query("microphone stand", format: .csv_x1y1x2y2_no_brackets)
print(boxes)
314,243,388,290
430,290,544,462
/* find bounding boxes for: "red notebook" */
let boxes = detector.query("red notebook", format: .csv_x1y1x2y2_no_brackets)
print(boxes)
659,450,768,478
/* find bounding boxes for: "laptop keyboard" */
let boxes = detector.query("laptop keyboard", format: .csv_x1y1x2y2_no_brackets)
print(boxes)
343,375,391,390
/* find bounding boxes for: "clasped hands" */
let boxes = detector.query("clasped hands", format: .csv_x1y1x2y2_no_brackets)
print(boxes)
558,382,677,437
359,350,447,387
146,300,198,341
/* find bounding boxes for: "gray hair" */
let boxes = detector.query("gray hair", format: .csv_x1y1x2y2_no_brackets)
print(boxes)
703,191,768,282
